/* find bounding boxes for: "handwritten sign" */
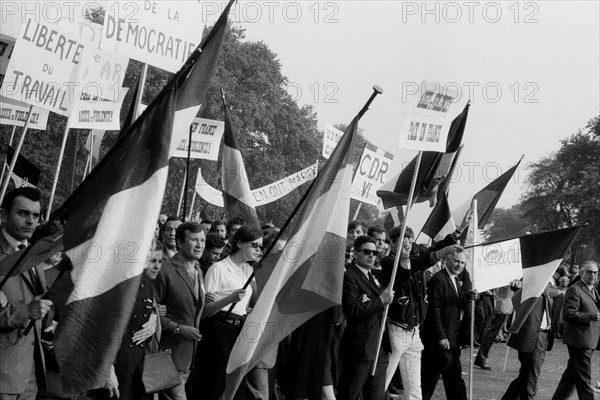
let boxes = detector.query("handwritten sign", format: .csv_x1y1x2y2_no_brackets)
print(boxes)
398,81,468,152
351,142,394,206
101,1,204,73
172,118,225,161
322,124,343,159
0,96,49,130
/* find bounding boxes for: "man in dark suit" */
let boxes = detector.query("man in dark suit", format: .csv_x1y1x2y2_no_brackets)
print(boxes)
0,187,52,399
551,260,600,400
153,222,206,400
338,235,394,400
421,249,472,400
501,284,556,400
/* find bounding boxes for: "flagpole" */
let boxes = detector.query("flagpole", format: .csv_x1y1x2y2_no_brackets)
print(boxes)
182,124,194,222
188,179,198,221
131,63,148,120
69,130,80,192
468,199,478,400
371,150,422,375
0,105,33,206
222,85,384,320
0,125,18,188
46,119,71,221
352,202,362,220
176,167,188,219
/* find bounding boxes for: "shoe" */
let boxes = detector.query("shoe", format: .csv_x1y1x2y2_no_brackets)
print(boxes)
474,360,493,371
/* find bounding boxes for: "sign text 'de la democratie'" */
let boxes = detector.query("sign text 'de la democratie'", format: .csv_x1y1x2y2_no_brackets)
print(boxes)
100,1,204,73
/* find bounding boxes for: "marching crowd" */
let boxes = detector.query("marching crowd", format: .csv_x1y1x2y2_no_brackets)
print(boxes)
1,186,599,400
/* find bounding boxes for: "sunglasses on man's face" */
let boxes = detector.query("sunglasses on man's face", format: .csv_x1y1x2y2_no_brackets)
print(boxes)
359,249,378,256
249,242,265,250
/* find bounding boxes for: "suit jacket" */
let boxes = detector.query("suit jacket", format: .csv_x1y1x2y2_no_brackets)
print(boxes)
340,264,390,362
0,232,47,394
562,279,600,349
508,290,553,353
422,268,467,349
153,253,205,372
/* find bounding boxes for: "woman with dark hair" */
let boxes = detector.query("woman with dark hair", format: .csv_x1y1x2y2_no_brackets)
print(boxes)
191,225,263,400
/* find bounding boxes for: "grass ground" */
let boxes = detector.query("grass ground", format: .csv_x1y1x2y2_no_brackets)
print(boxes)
427,340,600,400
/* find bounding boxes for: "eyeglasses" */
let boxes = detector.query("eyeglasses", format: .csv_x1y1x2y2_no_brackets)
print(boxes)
585,270,599,275
359,249,378,256
249,242,265,250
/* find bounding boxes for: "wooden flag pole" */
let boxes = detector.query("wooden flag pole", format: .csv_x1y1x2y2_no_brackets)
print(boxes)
131,63,148,120
0,105,33,206
176,167,188,219
69,130,80,192
468,199,478,400
352,202,362,220
46,119,71,221
182,123,194,222
371,150,423,375
188,188,197,221
0,126,18,188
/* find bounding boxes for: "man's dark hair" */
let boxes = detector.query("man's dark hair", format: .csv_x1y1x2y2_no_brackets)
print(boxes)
1,187,42,212
201,219,213,225
211,219,227,231
354,235,377,251
389,226,415,242
160,215,182,236
175,221,205,244
205,232,226,251
227,216,246,234
367,226,386,237
348,220,366,232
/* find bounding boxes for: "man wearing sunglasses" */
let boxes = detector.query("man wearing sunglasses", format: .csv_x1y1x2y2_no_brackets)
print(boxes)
338,235,394,400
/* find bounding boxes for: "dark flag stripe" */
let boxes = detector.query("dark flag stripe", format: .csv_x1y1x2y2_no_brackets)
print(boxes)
519,226,582,269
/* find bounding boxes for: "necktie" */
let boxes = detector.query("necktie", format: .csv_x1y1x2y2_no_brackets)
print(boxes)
368,271,378,288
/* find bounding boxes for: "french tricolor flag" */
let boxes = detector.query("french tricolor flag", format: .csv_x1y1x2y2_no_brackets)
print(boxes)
0,1,235,393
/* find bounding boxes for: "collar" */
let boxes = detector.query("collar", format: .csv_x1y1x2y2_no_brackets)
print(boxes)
2,229,28,249
445,267,458,278
355,264,372,278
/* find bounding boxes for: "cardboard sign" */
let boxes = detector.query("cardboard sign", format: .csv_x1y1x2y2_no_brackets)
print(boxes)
100,1,204,73
398,81,468,152
0,96,49,130
172,118,225,161
351,142,394,206
322,124,343,159
1,17,86,115
68,88,128,130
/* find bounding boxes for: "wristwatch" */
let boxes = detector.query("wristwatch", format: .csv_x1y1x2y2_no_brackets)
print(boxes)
173,324,180,334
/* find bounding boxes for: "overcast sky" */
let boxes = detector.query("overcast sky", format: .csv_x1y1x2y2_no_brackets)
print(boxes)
203,0,599,230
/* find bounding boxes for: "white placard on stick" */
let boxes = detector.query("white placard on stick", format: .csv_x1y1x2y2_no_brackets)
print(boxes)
100,1,204,73
322,124,343,159
0,96,49,130
68,88,129,130
398,81,468,152
1,17,87,115
351,142,394,206
172,118,225,161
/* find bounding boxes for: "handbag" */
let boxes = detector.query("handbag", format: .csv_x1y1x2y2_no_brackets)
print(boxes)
142,350,180,394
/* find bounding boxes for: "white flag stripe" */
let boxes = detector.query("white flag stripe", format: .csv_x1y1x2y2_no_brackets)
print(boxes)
521,259,562,301
227,163,351,372
66,167,167,303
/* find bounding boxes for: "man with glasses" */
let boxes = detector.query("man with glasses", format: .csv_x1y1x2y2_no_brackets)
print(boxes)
338,235,394,400
551,260,600,400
